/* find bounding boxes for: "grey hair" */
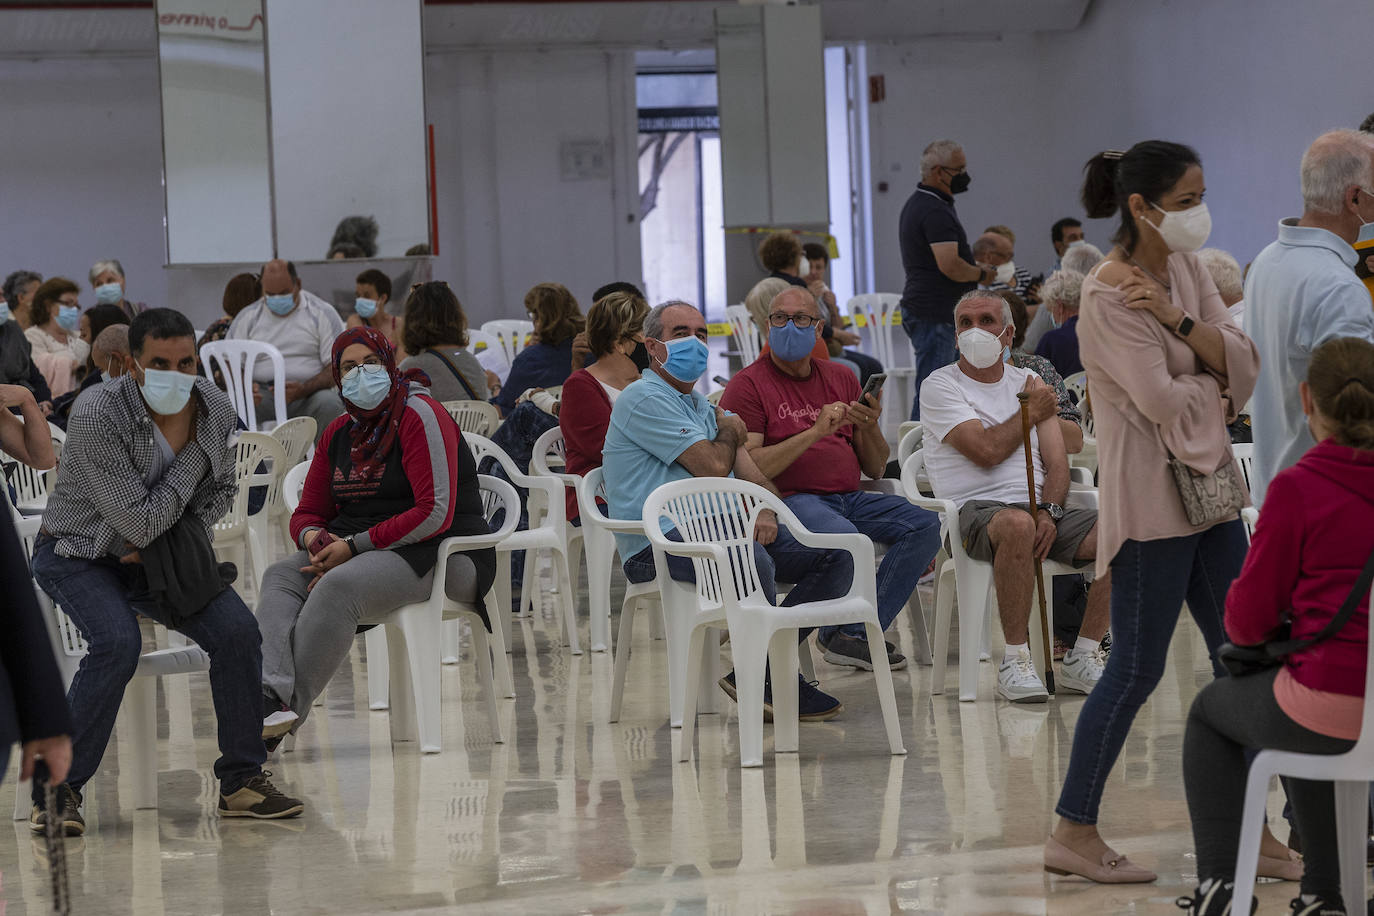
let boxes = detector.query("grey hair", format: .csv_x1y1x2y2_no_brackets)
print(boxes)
1300,129,1374,215
1039,269,1084,312
644,299,699,341
743,277,793,334
954,289,1014,329
1060,242,1105,276
89,259,124,284
971,234,1001,259
1197,247,1244,302
2,270,42,303
919,139,962,178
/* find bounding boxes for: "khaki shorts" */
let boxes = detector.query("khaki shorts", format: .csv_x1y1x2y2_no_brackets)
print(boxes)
957,500,1096,566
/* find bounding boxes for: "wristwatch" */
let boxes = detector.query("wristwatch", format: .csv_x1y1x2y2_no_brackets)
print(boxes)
344,535,359,557
1174,314,1195,338
1037,501,1065,522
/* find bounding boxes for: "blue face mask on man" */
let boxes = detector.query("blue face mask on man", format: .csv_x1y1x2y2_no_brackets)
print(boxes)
138,363,196,415
655,336,710,384
56,305,80,332
354,297,378,319
265,293,295,316
769,318,816,362
0,301,9,324
341,363,392,410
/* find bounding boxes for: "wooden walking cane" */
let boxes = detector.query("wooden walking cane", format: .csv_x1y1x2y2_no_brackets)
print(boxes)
1017,391,1056,695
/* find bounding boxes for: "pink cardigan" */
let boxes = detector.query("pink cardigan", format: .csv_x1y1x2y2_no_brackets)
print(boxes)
1077,252,1260,575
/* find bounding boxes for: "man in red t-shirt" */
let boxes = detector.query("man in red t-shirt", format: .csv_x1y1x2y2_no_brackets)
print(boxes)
720,287,941,671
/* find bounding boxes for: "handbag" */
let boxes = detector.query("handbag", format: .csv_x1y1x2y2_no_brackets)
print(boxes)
1218,548,1374,677
1166,448,1247,527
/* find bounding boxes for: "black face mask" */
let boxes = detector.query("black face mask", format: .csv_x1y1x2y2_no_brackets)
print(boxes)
629,340,651,372
949,170,971,194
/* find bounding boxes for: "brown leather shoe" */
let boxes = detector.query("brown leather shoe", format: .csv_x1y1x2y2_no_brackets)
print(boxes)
1043,835,1157,884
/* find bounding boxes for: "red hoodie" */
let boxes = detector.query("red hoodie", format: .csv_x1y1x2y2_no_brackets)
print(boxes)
1225,439,1374,696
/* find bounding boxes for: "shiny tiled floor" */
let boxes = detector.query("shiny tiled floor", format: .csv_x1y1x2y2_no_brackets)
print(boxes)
0,575,1301,915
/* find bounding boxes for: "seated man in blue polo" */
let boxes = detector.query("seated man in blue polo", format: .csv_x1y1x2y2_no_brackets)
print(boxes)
721,286,942,671
602,299,854,720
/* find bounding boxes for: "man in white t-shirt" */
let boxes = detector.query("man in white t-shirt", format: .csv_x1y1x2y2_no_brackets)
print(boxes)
919,290,1109,702
227,259,345,440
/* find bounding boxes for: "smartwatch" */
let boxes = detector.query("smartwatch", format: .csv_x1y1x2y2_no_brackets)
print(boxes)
1037,501,1065,522
1174,314,1195,338
345,535,359,557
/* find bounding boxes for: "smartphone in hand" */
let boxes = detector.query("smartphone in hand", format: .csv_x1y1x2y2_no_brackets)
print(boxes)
859,372,887,401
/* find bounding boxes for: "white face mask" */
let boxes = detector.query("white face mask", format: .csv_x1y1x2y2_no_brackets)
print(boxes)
798,256,810,278
994,261,1016,285
1147,201,1211,252
957,326,1006,369
1067,239,1087,250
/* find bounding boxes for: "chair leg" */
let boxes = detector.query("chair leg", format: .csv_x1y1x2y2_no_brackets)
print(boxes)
676,625,708,763
552,548,582,655
609,597,639,723
664,595,694,729
469,623,503,744
365,627,389,710
866,620,907,756
495,551,513,652
13,779,30,821
441,618,460,665
396,609,444,754
1333,780,1368,912
484,594,515,698
957,565,994,702
931,564,955,695
385,624,416,744
584,531,613,654
1231,760,1275,911
798,632,816,682
732,627,771,768
768,629,800,755
517,548,538,618
907,590,934,666
125,677,159,809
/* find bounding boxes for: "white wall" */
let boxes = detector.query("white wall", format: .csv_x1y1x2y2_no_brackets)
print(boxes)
865,0,1374,287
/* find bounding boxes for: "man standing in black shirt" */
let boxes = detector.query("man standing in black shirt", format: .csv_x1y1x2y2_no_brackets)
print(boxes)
898,139,996,419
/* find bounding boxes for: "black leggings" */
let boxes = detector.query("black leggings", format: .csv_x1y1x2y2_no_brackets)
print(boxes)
1183,666,1356,899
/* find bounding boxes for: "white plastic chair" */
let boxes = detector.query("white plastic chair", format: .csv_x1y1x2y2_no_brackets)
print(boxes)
479,319,534,367
1230,443,1260,539
724,304,762,365
2,460,50,514
577,466,664,720
464,433,581,655
529,427,591,646
901,449,1092,700
644,477,907,767
238,432,288,571
442,399,501,437
846,294,911,433
1232,578,1374,912
213,433,272,600
1061,370,1099,474
200,340,288,432
706,389,725,406
267,417,316,554
897,424,924,469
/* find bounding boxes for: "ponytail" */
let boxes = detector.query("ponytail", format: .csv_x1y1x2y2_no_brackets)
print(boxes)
1079,141,1200,255
1308,337,1374,451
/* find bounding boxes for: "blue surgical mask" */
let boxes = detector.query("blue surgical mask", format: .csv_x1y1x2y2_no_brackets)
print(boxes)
1002,345,1013,363
94,282,123,306
341,363,392,410
265,294,295,316
138,363,196,415
1049,309,1062,330
355,297,378,319
769,319,815,362
656,336,710,384
56,305,80,332
0,302,9,324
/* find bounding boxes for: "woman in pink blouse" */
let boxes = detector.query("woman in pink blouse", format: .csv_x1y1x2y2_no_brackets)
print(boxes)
1043,142,1261,884
1177,337,1374,916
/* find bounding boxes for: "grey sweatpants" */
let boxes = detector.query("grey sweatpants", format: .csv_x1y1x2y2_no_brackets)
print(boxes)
1183,666,1356,899
258,548,479,723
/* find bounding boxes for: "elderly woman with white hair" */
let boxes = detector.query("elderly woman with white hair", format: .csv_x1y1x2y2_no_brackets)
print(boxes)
1196,247,1245,328
1033,269,1086,378
88,259,144,323
1023,242,1103,351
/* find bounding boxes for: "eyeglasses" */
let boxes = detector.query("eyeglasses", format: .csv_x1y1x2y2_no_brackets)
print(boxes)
768,312,818,329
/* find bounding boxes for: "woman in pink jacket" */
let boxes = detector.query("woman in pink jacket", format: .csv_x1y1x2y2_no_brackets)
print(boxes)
1177,337,1374,916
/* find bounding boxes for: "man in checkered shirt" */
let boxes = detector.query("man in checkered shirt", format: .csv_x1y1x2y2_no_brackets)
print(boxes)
27,308,303,835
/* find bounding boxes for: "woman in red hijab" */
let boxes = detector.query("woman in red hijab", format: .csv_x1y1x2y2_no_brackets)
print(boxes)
255,327,495,742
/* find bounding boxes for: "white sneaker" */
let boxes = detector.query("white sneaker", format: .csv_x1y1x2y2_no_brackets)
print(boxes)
997,648,1048,704
1059,646,1106,695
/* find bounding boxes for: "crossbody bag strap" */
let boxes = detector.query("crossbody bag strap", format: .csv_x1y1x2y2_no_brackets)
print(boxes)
425,348,480,400
1268,548,1374,658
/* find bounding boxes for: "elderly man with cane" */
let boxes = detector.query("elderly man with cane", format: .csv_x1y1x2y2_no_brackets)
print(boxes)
918,290,1110,702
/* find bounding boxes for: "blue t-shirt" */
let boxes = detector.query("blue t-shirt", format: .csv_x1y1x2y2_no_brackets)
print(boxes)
493,338,575,412
897,183,976,326
602,369,719,559
1034,315,1082,378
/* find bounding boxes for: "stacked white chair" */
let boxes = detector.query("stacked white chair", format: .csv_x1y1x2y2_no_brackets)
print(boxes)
901,449,1094,700
463,433,581,655
724,305,762,366
199,340,287,432
846,293,912,435
442,399,501,437
529,428,592,646
1231,442,1260,537
1061,370,1098,475
479,319,534,367
1231,578,1374,912
644,477,906,767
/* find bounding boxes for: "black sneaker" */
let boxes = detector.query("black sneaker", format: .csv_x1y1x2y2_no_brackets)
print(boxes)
218,771,304,819
1290,896,1346,916
718,672,844,722
1175,879,1256,914
718,672,772,722
821,632,908,671
29,784,84,837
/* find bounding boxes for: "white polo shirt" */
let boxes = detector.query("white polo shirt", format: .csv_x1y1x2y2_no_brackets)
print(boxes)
227,288,345,384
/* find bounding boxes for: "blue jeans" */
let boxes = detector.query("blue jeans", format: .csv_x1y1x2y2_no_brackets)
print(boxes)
783,491,941,644
904,318,957,420
622,525,855,630
30,536,267,801
1055,520,1247,824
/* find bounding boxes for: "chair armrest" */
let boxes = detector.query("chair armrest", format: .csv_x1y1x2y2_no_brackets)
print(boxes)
859,478,900,496
766,501,879,606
